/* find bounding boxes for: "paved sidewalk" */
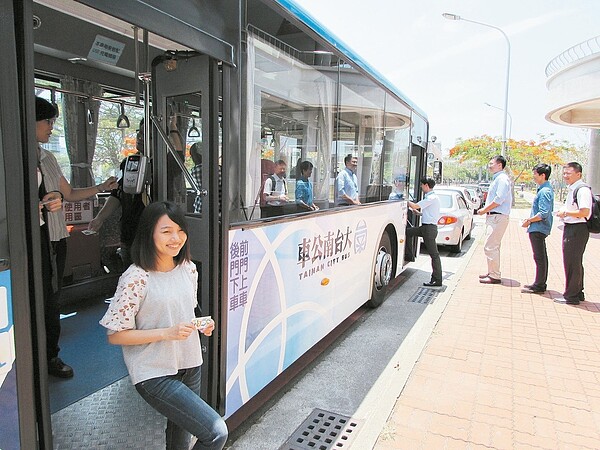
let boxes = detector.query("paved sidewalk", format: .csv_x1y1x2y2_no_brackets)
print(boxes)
375,210,600,449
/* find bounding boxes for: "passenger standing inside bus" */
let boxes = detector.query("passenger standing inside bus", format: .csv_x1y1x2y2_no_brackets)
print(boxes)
295,161,319,211
89,118,182,267
35,97,115,377
389,175,406,200
36,97,118,374
261,159,289,218
190,143,202,214
100,202,228,450
335,154,361,206
407,177,443,287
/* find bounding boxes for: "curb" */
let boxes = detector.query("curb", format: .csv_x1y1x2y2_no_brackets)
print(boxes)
351,226,483,449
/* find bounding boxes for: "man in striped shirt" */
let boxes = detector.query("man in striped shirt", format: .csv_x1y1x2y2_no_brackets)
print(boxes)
36,96,117,377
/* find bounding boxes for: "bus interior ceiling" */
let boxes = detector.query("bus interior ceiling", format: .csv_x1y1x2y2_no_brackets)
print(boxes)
33,1,191,304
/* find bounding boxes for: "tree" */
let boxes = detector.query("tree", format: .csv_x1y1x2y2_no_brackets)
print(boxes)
93,102,143,181
449,135,574,183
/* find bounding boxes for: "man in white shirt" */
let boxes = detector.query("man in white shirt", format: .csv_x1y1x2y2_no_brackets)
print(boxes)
261,160,289,218
555,162,592,305
407,177,443,287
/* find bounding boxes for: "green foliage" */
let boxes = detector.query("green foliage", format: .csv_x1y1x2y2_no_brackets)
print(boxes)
93,101,144,181
448,134,577,183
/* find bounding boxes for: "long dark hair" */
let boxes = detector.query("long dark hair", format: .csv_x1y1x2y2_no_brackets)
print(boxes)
130,201,190,271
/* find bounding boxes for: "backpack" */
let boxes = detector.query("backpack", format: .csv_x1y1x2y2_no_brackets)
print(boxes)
260,175,287,206
572,183,600,233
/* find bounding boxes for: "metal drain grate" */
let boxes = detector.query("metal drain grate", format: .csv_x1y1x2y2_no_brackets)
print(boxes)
408,286,446,304
280,408,362,450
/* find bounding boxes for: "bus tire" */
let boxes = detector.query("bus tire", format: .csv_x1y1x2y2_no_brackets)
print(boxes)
367,232,393,308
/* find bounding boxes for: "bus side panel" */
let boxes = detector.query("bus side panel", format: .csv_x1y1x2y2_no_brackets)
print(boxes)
224,202,404,417
0,270,19,449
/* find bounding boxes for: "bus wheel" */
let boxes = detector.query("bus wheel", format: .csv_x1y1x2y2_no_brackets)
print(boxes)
367,232,393,308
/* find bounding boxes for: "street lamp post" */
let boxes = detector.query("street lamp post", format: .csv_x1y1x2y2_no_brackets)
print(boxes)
484,102,512,140
443,13,511,157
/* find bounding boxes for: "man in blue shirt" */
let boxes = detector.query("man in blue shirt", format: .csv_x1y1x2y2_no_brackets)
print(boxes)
477,155,512,284
335,154,361,206
521,163,554,294
389,175,406,200
407,177,443,287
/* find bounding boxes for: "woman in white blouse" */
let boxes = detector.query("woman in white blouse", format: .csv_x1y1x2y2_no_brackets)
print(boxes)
100,201,227,450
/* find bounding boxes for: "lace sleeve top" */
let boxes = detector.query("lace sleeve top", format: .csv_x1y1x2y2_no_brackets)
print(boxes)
99,261,202,384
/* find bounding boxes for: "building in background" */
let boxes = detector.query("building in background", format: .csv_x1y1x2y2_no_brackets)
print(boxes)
545,35,600,191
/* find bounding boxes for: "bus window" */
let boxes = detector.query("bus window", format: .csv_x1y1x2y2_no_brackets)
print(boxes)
243,32,336,221
336,63,385,204
382,94,411,201
94,98,143,185
159,94,202,212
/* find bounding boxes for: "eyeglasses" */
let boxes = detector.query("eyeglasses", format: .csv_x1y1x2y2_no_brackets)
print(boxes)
45,118,56,126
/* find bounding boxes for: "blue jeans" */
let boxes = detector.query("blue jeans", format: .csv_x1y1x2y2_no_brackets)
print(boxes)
135,367,228,450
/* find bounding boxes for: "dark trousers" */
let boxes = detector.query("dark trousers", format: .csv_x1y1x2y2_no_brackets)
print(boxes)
41,225,61,360
562,222,589,301
528,232,548,289
407,224,442,284
51,238,67,293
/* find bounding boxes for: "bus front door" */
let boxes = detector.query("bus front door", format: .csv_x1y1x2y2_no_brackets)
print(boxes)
152,53,222,409
405,144,427,261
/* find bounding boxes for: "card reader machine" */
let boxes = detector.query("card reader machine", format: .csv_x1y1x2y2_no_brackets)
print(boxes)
122,154,148,194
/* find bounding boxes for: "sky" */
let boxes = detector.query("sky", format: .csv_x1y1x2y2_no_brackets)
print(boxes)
295,0,600,152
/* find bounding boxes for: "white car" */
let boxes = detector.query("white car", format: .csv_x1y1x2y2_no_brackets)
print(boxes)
433,189,474,253
461,184,484,211
435,185,480,212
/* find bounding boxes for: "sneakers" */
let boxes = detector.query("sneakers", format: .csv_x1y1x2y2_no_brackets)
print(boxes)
553,297,580,305
48,357,74,378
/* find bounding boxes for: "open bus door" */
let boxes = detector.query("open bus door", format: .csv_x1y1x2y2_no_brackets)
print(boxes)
152,53,223,411
404,143,428,262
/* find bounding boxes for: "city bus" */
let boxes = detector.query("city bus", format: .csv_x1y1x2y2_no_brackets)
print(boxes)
0,0,429,447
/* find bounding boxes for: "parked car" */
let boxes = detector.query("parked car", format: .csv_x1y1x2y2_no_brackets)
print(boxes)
461,184,484,205
461,185,483,212
479,182,491,202
434,185,480,212
433,189,474,253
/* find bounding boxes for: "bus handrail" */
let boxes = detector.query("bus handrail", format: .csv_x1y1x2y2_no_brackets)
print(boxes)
150,115,204,197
